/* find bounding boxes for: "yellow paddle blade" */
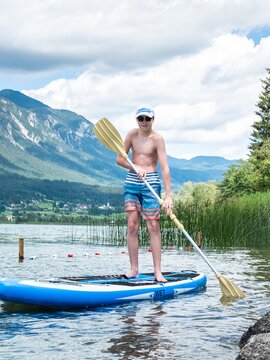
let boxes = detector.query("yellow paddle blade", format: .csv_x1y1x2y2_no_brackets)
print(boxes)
216,273,245,298
94,118,128,159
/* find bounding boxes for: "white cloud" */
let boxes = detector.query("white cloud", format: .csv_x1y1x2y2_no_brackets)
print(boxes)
1,0,270,159
24,32,269,159
1,0,270,71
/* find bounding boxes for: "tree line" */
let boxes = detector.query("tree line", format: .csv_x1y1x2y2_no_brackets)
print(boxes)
0,174,123,206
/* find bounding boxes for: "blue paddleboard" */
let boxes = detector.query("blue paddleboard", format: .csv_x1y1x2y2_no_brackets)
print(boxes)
0,271,207,309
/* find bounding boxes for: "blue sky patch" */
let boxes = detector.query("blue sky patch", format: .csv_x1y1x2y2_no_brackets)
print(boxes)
247,25,270,45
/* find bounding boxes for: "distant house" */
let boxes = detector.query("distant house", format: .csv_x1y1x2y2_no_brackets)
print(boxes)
75,204,91,212
98,202,115,210
6,215,15,222
24,203,39,211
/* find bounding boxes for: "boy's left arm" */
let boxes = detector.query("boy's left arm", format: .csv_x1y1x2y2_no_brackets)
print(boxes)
156,136,173,212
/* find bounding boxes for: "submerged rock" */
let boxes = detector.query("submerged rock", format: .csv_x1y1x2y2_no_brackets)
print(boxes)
236,311,270,360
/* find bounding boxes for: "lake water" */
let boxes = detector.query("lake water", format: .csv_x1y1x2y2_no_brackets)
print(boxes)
0,224,269,360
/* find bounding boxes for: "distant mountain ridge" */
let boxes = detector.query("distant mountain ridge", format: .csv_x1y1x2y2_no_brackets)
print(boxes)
0,89,125,186
0,89,238,189
168,155,235,169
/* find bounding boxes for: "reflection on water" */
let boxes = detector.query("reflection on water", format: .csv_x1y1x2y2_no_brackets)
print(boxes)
105,305,172,359
1,302,62,314
243,248,270,301
0,223,127,246
0,224,270,359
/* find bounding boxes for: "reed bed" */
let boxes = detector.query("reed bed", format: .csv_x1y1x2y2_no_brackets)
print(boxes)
173,191,270,248
78,212,189,248
68,192,269,249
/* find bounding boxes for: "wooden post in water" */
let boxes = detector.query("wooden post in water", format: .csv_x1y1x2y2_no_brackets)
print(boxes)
195,231,202,248
19,237,24,261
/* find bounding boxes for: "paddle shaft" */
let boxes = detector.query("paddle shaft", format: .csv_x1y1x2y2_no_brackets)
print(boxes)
125,157,220,276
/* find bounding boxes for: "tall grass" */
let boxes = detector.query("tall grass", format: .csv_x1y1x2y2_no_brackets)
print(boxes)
173,191,270,248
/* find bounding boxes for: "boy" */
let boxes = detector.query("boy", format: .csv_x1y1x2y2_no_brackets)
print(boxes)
116,105,173,282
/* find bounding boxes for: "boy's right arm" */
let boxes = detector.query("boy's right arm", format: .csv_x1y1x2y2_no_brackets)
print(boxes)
116,132,132,170
116,131,147,179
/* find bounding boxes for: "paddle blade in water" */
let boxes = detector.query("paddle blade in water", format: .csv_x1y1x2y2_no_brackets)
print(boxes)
216,273,245,298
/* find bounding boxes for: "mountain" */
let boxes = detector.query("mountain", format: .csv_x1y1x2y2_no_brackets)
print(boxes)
168,155,236,171
0,89,238,190
167,155,237,185
0,89,125,186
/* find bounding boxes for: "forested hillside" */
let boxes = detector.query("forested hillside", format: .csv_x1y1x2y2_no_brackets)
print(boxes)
0,174,122,206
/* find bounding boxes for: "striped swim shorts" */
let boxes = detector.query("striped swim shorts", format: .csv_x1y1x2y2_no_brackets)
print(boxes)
124,171,161,220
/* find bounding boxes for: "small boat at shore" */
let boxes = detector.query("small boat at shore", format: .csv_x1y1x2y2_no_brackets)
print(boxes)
0,270,206,309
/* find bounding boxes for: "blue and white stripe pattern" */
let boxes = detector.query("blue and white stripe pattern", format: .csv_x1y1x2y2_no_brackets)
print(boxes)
125,171,160,185
124,171,161,219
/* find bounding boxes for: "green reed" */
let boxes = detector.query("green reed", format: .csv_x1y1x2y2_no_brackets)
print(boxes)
80,212,183,248
173,191,270,248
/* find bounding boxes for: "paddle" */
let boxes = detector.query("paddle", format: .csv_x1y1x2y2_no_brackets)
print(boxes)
94,118,245,299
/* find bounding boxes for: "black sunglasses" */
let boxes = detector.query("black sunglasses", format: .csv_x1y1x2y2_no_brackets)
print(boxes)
137,116,153,122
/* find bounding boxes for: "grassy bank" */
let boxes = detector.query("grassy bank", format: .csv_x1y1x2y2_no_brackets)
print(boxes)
174,191,270,248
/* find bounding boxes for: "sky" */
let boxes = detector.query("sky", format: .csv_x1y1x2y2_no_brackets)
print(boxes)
1,0,270,160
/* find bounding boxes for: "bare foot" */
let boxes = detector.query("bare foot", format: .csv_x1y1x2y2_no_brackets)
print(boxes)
124,270,139,279
155,273,167,283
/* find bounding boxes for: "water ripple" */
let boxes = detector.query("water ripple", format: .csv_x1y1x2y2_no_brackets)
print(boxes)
0,225,269,359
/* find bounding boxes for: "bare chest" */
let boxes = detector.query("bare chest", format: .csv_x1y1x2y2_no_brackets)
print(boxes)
131,136,157,157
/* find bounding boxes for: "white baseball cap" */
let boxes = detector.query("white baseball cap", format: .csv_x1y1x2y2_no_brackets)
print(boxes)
136,105,155,118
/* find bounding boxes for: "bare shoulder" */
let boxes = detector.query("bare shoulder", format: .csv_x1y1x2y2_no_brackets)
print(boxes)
152,130,165,143
127,128,139,138
125,128,138,148
125,129,139,144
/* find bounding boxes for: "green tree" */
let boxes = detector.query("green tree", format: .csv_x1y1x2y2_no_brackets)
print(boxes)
249,68,270,192
219,160,256,198
220,68,270,198
177,181,220,207
250,68,270,154
250,139,270,192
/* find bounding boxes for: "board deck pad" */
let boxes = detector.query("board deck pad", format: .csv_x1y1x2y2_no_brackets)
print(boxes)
56,271,199,286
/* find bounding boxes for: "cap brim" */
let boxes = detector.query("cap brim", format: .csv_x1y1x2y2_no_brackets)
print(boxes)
136,111,154,118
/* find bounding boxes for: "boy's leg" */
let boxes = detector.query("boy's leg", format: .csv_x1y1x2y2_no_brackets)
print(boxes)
146,220,167,282
141,179,166,282
123,180,141,278
125,210,140,278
